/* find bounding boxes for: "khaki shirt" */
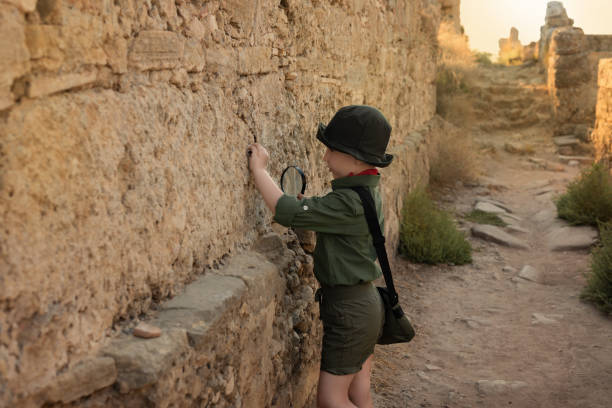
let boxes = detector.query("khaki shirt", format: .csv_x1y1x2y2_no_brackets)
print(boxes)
274,174,383,286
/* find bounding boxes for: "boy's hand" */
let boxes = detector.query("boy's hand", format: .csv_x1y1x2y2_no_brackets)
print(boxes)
247,143,269,172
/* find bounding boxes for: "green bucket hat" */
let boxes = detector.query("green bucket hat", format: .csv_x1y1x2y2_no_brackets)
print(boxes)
317,105,393,168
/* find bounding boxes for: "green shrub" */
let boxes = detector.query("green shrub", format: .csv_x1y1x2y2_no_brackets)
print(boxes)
399,189,472,265
556,163,612,226
581,222,612,315
465,210,507,227
436,67,470,97
474,51,493,66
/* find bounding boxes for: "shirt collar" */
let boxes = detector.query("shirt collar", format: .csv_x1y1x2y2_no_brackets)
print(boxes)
331,174,380,190
348,168,379,177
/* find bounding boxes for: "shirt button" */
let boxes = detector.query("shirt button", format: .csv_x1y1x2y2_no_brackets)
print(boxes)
303,205,309,211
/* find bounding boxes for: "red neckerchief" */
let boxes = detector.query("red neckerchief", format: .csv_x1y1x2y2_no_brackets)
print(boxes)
348,169,379,177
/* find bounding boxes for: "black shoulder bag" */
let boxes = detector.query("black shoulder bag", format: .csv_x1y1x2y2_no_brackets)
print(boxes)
350,186,415,345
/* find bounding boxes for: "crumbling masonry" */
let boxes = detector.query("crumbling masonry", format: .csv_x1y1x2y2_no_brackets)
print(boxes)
0,1,446,407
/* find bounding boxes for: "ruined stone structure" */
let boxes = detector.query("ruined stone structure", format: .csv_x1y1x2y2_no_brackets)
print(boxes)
439,0,461,35
543,2,612,135
592,59,612,164
539,1,573,66
498,27,524,65
437,0,470,69
523,41,539,63
0,1,443,406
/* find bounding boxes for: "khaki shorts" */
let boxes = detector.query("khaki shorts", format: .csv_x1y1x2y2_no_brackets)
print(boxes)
317,282,384,375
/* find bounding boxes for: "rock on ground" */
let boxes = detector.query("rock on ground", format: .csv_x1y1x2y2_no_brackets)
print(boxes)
547,226,599,251
471,224,529,249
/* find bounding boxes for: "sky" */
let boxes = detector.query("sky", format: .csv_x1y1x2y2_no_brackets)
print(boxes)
461,0,612,56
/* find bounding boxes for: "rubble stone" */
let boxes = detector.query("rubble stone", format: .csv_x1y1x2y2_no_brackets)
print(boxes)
133,323,162,339
518,265,543,283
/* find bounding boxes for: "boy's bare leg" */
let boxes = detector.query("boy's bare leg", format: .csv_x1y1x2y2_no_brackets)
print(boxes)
348,355,374,408
317,371,358,408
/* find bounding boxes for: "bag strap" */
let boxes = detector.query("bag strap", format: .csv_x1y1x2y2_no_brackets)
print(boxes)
349,186,399,306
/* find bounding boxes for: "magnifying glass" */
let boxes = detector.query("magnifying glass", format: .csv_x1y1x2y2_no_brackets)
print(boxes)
280,166,306,196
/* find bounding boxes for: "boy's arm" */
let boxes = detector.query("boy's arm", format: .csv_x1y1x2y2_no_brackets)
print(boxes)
248,143,283,213
252,168,283,213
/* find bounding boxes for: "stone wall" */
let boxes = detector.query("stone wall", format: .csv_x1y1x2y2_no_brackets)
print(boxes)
592,59,612,164
0,1,441,406
545,20,612,134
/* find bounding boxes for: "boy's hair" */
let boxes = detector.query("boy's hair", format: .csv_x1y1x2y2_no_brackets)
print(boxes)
316,105,393,167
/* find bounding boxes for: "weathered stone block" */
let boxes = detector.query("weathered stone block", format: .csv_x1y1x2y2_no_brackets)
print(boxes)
183,39,206,72
205,47,235,74
153,273,246,349
0,6,30,89
547,226,599,251
25,25,63,60
129,30,184,71
0,86,13,111
153,0,177,19
3,0,36,12
102,330,189,393
550,27,585,56
549,54,590,88
595,88,612,117
28,71,97,98
43,357,117,404
237,47,275,75
598,58,612,89
36,0,63,24
222,0,257,30
104,37,128,74
186,17,207,41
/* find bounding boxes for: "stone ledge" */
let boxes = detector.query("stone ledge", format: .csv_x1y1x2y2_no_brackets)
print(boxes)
152,271,246,349
42,357,117,404
100,250,283,393
102,329,190,393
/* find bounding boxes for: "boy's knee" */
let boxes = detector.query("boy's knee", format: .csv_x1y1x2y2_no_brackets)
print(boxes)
317,394,337,408
349,388,372,407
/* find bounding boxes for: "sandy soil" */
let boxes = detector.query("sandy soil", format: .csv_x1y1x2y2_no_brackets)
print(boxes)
371,65,612,408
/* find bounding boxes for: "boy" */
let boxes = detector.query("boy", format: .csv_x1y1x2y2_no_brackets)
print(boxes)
247,105,393,408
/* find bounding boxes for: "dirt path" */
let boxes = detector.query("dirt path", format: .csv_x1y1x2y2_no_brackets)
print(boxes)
371,65,612,408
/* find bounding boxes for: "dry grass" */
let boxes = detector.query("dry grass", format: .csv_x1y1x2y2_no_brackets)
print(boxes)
431,25,481,187
436,24,478,128
428,123,479,187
